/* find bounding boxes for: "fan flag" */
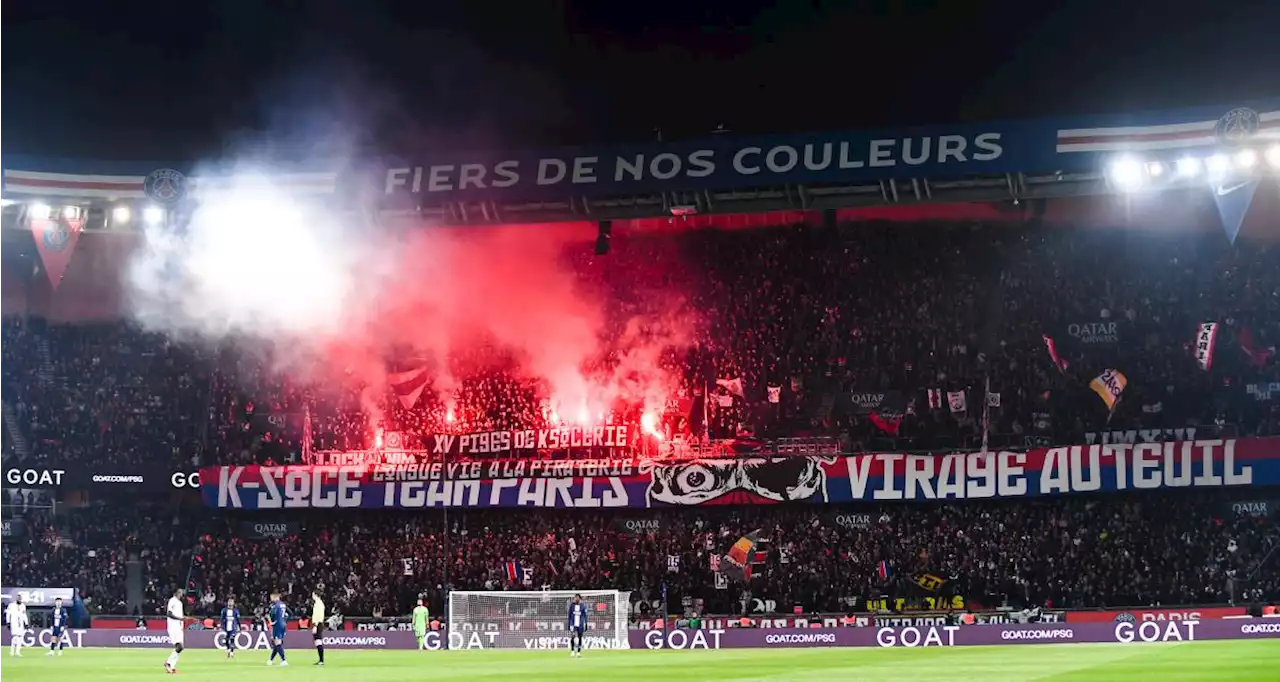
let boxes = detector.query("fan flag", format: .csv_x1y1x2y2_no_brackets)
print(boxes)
715,377,744,397
1211,176,1261,244
876,560,892,580
504,560,523,583
1089,369,1127,412
30,216,85,290
1195,322,1219,372
720,531,766,581
388,361,431,409
913,573,947,592
869,391,906,435
1238,326,1275,367
1043,334,1070,374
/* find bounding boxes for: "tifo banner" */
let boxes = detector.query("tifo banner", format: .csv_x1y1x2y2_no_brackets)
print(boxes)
307,426,636,464
0,516,24,542
201,437,1280,510
10,620,1276,650
1084,427,1202,446
237,521,301,539
305,430,840,465
1065,606,1247,623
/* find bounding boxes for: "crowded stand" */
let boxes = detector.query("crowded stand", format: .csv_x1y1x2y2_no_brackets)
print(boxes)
3,490,1277,623
187,491,1277,620
2,214,1278,626
4,222,1277,473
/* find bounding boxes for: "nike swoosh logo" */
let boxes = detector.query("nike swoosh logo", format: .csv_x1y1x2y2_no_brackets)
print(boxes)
1217,182,1249,196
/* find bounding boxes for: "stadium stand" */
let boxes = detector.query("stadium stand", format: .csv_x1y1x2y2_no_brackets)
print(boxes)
2,215,1278,625
4,222,1277,472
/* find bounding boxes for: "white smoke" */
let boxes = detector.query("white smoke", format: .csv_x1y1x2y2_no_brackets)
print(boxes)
126,171,373,341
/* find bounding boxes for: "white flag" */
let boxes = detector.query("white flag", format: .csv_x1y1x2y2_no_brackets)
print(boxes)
947,391,967,413
716,377,744,397
1195,322,1219,372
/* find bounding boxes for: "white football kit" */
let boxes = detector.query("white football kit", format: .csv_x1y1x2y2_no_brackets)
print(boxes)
6,603,27,636
166,597,185,645
7,602,28,656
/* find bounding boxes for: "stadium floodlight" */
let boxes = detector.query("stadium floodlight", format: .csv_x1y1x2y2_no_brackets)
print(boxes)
112,206,131,225
1235,148,1258,169
448,590,630,650
1145,161,1165,177
62,205,79,221
1206,153,1231,176
30,202,53,220
1176,157,1202,177
1108,156,1145,190
143,205,165,226
1267,145,1280,169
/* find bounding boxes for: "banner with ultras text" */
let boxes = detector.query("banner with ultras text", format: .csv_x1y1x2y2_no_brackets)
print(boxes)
5,620,1277,650
200,437,1279,510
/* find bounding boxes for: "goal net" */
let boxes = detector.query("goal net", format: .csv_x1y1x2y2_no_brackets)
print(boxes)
447,589,631,650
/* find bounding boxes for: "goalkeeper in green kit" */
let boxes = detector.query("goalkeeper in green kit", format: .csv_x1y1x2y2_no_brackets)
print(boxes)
413,599,430,650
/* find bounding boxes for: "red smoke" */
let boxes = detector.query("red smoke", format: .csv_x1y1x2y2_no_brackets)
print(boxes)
303,222,696,436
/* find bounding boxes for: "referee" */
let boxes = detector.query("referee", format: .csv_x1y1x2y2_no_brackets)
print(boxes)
311,590,326,666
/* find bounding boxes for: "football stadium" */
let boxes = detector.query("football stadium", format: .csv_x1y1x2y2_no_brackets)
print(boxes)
3,70,1280,680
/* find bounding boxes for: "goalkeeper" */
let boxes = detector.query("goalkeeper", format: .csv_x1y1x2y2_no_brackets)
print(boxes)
412,599,430,650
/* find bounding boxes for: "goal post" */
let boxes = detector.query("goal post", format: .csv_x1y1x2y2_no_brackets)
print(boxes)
447,589,631,650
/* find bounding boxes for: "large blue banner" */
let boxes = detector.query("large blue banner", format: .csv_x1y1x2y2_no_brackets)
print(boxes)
378,102,1280,202
4,102,1275,205
380,123,1028,200
201,437,1279,510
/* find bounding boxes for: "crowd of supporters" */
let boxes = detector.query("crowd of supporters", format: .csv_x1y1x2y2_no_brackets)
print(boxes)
2,219,1278,620
1,504,195,616
3,222,1277,471
2,490,1276,619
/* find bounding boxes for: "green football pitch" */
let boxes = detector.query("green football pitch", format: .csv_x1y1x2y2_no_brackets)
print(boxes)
2,641,1277,681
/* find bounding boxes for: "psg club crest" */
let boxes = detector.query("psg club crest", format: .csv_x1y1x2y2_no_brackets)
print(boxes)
144,168,188,204
42,223,70,251
1214,108,1260,146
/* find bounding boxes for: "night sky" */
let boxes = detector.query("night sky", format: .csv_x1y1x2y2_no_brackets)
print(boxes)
3,0,1278,162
